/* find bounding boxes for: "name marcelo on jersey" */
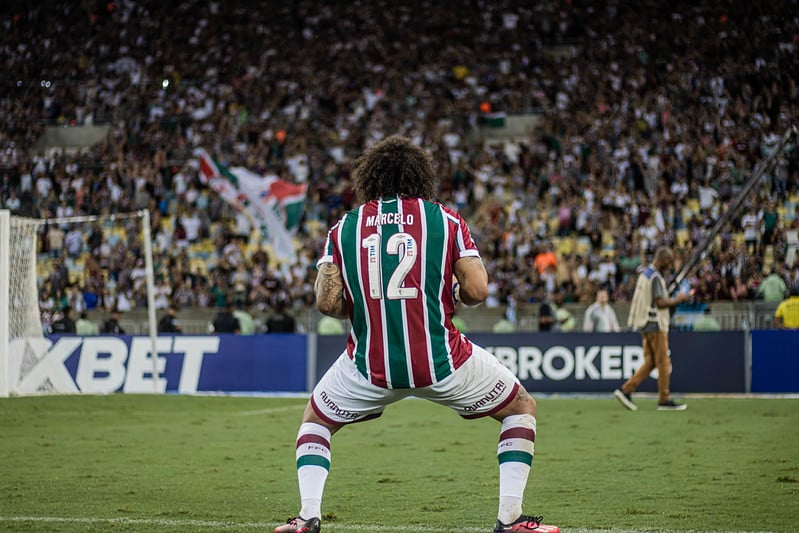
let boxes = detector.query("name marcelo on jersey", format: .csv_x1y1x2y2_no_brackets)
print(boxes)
365,213,415,227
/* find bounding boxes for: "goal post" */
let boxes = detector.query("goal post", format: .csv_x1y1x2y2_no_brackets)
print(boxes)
0,209,158,397
0,210,42,398
0,209,9,397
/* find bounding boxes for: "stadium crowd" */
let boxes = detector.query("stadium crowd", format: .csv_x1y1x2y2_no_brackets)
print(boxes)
1,0,798,330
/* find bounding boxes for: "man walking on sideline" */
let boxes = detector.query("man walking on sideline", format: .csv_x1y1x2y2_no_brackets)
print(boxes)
275,136,558,533
614,247,692,411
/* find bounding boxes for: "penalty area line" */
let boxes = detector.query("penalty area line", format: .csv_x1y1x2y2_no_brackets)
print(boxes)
0,517,782,533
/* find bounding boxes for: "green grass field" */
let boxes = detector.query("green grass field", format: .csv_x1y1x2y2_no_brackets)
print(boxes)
1,394,797,532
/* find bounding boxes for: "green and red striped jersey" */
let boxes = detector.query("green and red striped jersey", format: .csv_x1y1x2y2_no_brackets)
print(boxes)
318,196,480,389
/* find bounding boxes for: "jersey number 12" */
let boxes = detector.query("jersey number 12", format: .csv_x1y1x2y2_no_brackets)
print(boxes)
362,232,419,300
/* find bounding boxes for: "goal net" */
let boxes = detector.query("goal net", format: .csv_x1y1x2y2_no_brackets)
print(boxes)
0,209,157,397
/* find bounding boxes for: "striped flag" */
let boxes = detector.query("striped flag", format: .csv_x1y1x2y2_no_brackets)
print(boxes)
197,150,307,262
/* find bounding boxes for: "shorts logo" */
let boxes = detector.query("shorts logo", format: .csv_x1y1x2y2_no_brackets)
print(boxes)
464,379,507,412
319,390,360,420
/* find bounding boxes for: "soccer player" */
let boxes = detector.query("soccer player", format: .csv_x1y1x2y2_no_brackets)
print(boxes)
275,136,558,533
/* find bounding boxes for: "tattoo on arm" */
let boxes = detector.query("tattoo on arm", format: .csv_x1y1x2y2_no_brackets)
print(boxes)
315,263,348,319
454,256,486,279
516,388,531,403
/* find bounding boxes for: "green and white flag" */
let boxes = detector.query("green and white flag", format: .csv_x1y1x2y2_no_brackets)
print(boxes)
198,149,307,262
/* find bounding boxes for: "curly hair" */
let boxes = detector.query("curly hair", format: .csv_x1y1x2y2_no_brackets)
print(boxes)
352,135,437,203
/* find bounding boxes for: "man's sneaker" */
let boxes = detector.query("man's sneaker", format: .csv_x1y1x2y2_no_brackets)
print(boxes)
613,388,637,411
493,514,560,532
274,516,321,533
657,400,687,411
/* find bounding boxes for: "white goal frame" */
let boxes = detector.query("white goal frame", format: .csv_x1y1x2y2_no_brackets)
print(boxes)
0,209,158,397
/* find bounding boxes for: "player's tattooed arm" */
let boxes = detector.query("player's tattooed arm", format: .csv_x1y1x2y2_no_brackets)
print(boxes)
515,387,533,404
514,386,537,417
453,256,489,306
315,262,349,319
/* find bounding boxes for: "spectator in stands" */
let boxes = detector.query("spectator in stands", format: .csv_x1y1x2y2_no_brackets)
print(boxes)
48,259,69,296
212,304,240,334
741,206,760,254
758,267,789,303
50,306,77,334
233,304,256,335
266,298,297,333
64,225,84,258
762,202,780,247
451,311,469,334
157,305,182,334
534,243,558,277
582,288,621,332
538,292,557,332
75,311,99,335
317,315,346,335
153,278,172,310
3,0,797,335
102,310,126,335
4,190,21,212
492,317,516,333
47,224,65,259
692,306,722,332
554,292,576,332
774,286,799,329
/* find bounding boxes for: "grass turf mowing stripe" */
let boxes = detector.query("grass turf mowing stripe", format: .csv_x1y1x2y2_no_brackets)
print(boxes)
0,517,784,533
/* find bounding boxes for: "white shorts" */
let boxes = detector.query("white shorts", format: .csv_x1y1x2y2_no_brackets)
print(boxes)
310,344,521,425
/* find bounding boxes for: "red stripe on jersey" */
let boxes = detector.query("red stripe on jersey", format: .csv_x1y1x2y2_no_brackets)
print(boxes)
358,202,389,387
401,198,434,387
444,208,474,369
296,434,330,449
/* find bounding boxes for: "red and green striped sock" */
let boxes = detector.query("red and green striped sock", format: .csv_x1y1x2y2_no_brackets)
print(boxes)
497,414,536,524
296,422,331,519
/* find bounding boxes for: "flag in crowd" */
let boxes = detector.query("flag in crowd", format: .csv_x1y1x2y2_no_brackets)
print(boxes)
197,149,307,262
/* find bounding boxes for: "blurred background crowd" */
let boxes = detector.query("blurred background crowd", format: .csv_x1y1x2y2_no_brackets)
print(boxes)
1,0,798,332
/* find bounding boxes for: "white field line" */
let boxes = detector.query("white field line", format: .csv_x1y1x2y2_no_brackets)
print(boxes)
232,393,799,415
0,516,781,533
237,404,306,416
